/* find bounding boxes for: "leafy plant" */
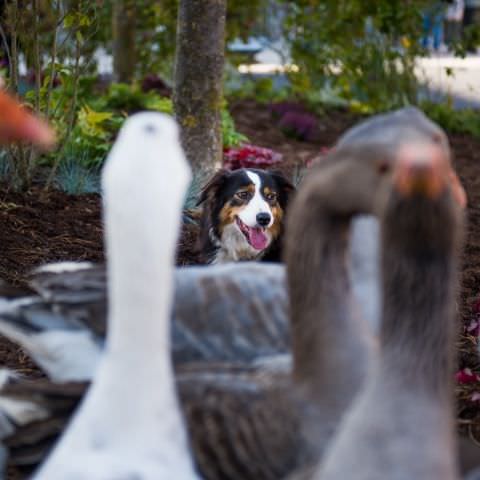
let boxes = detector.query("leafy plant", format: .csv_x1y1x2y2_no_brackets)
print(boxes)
421,101,480,140
0,151,11,183
66,102,125,168
222,108,248,148
56,155,100,195
56,83,247,170
280,1,427,110
225,72,291,104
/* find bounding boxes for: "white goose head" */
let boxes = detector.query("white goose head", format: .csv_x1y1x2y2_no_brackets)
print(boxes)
34,113,198,480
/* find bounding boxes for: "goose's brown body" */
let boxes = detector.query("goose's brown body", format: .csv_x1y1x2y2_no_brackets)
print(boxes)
315,143,464,480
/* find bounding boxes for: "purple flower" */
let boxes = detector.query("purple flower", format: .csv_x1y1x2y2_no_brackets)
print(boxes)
278,111,318,142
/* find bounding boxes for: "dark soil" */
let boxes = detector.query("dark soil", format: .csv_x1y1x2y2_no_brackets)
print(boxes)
0,100,478,441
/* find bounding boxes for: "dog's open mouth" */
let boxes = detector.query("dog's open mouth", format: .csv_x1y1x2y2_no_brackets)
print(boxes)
236,217,268,250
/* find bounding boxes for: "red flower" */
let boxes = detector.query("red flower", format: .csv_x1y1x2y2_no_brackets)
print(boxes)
223,144,283,170
455,368,480,384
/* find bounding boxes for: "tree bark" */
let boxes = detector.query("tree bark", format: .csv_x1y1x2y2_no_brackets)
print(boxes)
112,0,136,83
174,0,226,175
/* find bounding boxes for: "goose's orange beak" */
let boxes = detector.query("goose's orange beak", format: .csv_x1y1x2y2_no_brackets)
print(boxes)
394,143,466,208
448,167,467,208
0,89,55,149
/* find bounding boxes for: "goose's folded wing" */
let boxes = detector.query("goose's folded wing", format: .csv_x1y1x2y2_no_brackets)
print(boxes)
2,360,305,479
0,293,103,382
0,377,85,470
0,262,289,382
172,263,289,363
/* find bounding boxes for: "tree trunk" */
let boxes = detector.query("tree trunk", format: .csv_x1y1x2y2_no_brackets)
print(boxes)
112,0,136,83
174,0,226,175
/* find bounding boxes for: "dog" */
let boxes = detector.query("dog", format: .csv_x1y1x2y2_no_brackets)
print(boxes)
196,168,294,264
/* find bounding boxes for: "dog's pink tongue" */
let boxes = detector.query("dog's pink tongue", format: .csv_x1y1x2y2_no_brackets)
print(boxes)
249,227,268,250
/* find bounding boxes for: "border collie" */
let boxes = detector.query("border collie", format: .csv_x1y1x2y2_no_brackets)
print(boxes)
197,168,294,264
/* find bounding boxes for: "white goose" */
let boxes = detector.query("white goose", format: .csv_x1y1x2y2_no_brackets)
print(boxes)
33,113,199,479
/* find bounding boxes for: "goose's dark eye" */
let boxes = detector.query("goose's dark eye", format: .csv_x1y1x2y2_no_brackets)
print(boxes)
377,162,390,174
236,191,250,200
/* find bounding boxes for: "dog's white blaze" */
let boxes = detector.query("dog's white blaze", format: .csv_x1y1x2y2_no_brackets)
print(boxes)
238,171,274,228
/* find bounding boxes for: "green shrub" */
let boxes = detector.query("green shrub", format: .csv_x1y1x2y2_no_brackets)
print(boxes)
60,83,247,169
56,155,100,195
422,101,480,140
222,108,248,148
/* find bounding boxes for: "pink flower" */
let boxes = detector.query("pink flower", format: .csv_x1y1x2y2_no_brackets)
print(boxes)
467,319,480,336
471,392,480,402
465,299,480,337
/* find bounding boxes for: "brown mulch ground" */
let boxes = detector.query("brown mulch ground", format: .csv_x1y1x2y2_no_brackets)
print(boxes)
0,100,478,438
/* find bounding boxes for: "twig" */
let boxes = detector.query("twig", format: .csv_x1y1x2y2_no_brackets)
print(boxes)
0,24,11,73
32,0,41,113
44,28,82,191
9,0,18,94
44,12,60,122
24,0,44,187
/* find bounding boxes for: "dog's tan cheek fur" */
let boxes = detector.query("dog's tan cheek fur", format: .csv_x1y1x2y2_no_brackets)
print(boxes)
219,204,246,235
268,205,284,240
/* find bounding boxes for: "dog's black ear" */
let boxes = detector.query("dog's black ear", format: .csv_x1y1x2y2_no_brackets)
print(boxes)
269,170,295,210
196,169,231,206
271,169,295,195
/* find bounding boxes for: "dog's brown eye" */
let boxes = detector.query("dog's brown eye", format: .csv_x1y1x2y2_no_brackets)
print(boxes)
236,191,249,200
265,192,277,202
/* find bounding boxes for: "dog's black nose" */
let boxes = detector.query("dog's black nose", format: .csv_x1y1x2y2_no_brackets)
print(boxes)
256,212,271,227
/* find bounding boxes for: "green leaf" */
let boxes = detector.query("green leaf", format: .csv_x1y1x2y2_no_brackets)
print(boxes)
64,13,76,29
77,105,114,138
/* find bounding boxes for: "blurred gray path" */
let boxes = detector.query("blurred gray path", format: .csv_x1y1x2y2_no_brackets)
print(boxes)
417,55,480,108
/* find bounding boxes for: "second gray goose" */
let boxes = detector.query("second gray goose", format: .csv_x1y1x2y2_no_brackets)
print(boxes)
0,107,470,479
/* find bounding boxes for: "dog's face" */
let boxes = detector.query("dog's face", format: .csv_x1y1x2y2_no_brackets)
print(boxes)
198,168,294,262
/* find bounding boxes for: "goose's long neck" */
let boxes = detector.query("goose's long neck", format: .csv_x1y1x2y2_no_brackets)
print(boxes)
97,124,189,447
287,196,370,403
379,201,460,398
107,207,176,368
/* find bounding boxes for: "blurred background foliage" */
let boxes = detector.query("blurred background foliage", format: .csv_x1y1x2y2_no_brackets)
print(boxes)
0,0,478,190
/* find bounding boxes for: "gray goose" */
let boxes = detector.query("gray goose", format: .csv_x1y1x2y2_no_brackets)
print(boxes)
33,112,198,479
0,108,469,479
0,108,450,382
314,141,464,479
0,223,376,373
466,468,480,480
